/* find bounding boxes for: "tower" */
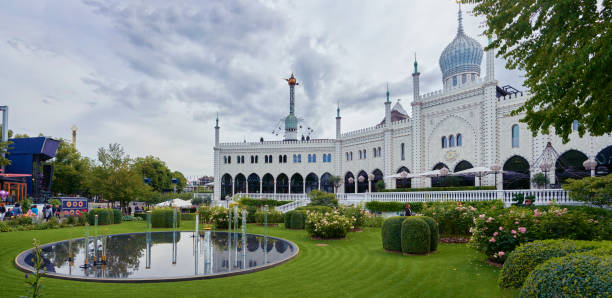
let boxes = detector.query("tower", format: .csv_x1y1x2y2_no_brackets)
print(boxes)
213,114,221,200
486,36,495,81
411,55,423,187
335,103,343,192
71,125,78,150
383,85,393,188
384,83,391,126
284,74,299,141
214,113,220,147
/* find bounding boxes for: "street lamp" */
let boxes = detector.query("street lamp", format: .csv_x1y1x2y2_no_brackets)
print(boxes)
368,173,375,192
490,164,501,190
583,158,598,177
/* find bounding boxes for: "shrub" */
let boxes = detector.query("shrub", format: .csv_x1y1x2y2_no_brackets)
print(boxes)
122,215,142,221
296,205,333,214
181,213,195,221
284,211,293,229
87,209,113,225
48,199,61,207
520,254,612,297
366,201,423,213
305,210,355,239
420,216,439,251
112,209,122,224
77,213,87,225
364,215,384,228
499,240,580,288
134,212,147,220
0,221,10,232
289,211,306,229
308,190,338,207
563,174,612,207
401,217,431,254
338,206,366,228
47,217,60,228
245,205,257,223
66,215,76,225
381,216,405,252
198,206,244,229
531,173,549,189
238,197,292,207
420,202,478,237
151,208,181,228
255,209,284,224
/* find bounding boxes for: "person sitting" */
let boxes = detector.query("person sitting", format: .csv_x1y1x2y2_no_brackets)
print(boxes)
404,204,412,216
12,203,22,216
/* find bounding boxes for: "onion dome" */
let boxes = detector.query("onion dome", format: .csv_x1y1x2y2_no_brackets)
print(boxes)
439,6,483,82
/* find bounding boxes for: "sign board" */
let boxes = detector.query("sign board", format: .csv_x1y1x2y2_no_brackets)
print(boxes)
61,198,88,216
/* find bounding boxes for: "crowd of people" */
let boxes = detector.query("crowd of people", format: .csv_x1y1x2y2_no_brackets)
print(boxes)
0,202,60,222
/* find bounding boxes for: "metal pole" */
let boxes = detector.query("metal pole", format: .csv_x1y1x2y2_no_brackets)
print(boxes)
1,106,8,172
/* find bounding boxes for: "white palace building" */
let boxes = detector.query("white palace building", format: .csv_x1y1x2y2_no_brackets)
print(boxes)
212,7,612,201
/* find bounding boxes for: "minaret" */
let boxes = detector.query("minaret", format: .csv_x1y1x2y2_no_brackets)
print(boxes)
335,102,341,139
214,113,220,147
71,125,78,150
486,36,495,81
284,74,299,141
412,54,420,100
335,102,342,192
213,114,220,201
411,54,423,187
384,83,391,126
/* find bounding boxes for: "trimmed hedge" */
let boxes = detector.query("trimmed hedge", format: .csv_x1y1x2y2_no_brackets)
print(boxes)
87,209,113,225
366,202,423,213
499,240,580,288
381,216,405,251
151,208,181,228
383,186,495,192
238,197,292,207
284,211,293,229
283,210,306,229
181,213,195,221
134,212,147,220
520,254,612,297
255,209,284,224
401,217,431,254
420,216,439,251
112,209,122,224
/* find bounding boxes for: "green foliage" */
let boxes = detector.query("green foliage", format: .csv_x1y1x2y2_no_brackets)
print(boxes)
180,213,195,221
283,210,306,229
470,0,612,141
305,210,354,239
420,202,478,237
563,174,612,207
375,180,385,192
0,139,12,167
238,197,292,207
499,240,580,288
48,199,61,207
283,211,293,229
171,170,187,191
21,199,32,212
132,156,173,193
151,208,181,228
121,215,142,221
50,140,91,196
197,206,244,229
328,175,342,193
520,254,612,297
381,216,404,252
190,197,205,206
87,209,113,225
25,238,45,298
383,186,495,192
77,213,87,225
308,190,338,207
112,209,122,224
401,217,431,254
363,216,384,228
255,209,284,224
338,206,366,228
0,221,10,232
530,173,549,188
295,205,333,214
245,205,257,223
366,201,423,213
420,216,439,251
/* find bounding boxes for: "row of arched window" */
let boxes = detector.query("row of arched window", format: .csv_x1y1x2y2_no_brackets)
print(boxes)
264,155,273,163
441,134,462,148
345,148,384,161
322,153,332,163
372,147,382,158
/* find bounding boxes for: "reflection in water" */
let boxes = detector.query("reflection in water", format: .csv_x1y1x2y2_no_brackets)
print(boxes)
24,232,295,279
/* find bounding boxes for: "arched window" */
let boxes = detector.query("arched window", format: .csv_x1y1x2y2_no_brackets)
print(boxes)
265,155,268,163
312,154,316,162
346,152,349,161
401,143,405,160
359,150,362,159
453,76,457,86
350,152,353,160
327,153,332,162
228,156,231,163
283,155,287,163
456,134,462,147
378,147,382,157
308,154,311,163
373,147,377,157
442,136,447,148
572,120,580,131
293,154,297,163
462,74,466,84
449,135,455,147
279,155,283,163
298,154,301,163
255,156,258,163
363,149,366,159
512,124,519,148
471,74,475,81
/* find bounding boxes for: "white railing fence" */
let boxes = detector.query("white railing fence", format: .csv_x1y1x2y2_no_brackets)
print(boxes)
230,189,578,208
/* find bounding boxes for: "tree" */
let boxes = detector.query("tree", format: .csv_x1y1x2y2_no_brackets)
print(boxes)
531,173,550,189
50,140,91,196
563,174,612,207
172,171,187,191
328,175,342,193
132,156,172,192
89,143,150,209
467,0,612,142
0,139,11,167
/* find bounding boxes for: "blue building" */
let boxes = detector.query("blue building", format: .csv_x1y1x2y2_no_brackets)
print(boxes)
6,137,60,200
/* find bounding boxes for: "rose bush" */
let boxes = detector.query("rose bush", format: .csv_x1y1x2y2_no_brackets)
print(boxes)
305,210,354,239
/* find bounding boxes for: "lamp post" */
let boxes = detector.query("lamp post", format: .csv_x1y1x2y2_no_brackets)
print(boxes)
491,164,501,190
348,177,354,193
583,158,597,177
439,167,449,187
539,162,552,189
368,173,375,193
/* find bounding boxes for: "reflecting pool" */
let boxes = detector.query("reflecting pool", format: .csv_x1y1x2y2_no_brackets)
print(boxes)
15,231,297,282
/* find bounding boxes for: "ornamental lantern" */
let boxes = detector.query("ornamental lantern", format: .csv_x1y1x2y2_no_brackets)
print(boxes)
358,176,365,183
490,164,501,172
400,171,409,178
440,167,449,176
368,173,375,181
348,177,354,184
583,159,597,170
539,162,552,172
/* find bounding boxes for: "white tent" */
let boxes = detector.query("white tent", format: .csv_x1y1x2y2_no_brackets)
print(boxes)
416,169,448,178
451,166,503,186
385,172,420,179
156,198,192,208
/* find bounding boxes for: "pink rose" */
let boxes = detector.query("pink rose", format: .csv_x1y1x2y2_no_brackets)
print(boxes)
511,230,517,234
547,201,552,205
493,232,499,236
499,251,505,257
489,237,496,243
493,253,498,258
487,217,494,223
513,235,517,239
515,221,519,225
498,226,503,231
479,214,485,219
518,227,526,234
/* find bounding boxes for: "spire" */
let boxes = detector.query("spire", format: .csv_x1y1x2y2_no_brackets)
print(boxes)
457,2,464,35
386,83,390,102
413,53,418,74
215,113,219,127
337,101,340,117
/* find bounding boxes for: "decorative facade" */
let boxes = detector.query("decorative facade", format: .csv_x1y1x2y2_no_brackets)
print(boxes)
212,6,612,200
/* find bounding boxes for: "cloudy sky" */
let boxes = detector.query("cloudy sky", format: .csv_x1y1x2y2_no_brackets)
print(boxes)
1,0,524,178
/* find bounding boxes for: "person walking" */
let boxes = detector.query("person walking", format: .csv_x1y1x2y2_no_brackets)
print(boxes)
404,204,412,216
0,203,6,221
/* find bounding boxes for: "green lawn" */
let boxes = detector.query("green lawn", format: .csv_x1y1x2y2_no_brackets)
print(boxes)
0,221,518,297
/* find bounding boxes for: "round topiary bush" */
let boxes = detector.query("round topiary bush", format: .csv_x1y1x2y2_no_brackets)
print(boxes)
520,254,612,297
151,208,182,228
401,217,431,254
499,240,579,288
284,211,294,228
289,210,306,229
381,216,405,252
420,216,439,251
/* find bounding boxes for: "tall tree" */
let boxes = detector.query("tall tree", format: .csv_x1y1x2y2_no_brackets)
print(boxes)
132,156,172,192
172,171,187,191
467,0,612,142
50,140,92,196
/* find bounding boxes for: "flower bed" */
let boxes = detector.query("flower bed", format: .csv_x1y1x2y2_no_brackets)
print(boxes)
305,210,354,239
